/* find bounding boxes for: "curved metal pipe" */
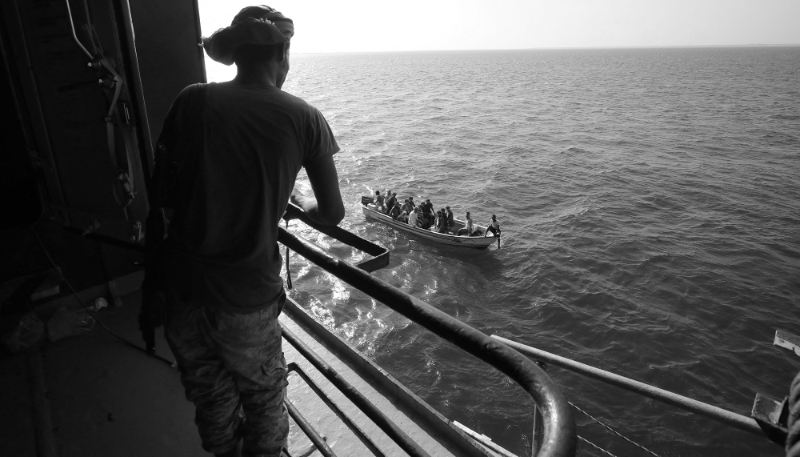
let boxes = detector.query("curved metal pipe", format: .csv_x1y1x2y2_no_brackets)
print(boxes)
492,335,764,436
277,227,577,457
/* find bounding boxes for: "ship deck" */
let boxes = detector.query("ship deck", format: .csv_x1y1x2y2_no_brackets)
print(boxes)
0,280,507,457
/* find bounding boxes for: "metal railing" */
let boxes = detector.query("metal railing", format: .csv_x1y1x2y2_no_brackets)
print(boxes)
491,335,765,437
279,205,576,457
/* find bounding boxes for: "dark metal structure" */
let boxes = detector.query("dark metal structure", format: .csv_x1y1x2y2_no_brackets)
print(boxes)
0,1,578,455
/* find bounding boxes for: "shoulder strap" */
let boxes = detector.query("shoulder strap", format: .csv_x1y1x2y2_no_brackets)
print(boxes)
154,83,207,210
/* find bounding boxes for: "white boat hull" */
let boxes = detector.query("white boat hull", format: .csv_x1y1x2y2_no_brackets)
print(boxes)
361,203,497,249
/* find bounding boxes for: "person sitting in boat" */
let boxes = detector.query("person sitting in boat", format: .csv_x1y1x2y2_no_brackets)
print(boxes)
445,206,454,228
457,211,475,236
374,190,385,212
389,202,401,220
396,208,409,223
402,198,414,214
419,211,432,230
430,210,440,232
484,214,501,238
432,209,446,233
408,207,421,227
408,197,416,208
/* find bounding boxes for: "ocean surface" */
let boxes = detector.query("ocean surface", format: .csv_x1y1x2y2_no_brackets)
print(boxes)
276,47,799,456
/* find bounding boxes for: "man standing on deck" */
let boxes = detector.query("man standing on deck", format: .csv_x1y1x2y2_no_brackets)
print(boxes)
144,6,344,457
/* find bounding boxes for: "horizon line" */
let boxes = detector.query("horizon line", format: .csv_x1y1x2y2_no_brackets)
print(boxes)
294,43,800,55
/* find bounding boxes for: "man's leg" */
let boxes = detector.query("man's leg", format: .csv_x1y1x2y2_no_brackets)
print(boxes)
166,302,244,456
213,299,289,457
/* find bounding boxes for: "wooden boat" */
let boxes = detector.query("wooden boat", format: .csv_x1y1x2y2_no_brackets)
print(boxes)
361,196,498,249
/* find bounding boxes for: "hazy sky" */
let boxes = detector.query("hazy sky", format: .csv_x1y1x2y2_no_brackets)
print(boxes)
198,0,800,52
199,0,800,79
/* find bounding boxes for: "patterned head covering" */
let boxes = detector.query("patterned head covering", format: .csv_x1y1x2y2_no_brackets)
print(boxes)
203,5,294,66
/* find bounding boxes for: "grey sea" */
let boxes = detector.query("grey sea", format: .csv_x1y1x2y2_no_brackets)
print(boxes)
280,47,800,456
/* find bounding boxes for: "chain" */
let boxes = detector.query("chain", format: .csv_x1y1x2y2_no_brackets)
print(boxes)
570,401,662,457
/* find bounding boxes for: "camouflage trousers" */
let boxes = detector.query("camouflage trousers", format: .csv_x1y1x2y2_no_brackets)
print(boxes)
166,292,289,457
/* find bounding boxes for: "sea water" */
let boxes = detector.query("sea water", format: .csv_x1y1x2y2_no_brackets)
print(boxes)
279,47,799,456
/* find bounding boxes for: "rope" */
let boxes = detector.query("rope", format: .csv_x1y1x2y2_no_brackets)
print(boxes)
285,219,292,290
577,435,617,457
570,401,661,457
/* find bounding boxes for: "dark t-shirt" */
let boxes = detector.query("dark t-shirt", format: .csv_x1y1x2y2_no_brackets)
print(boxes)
160,82,339,313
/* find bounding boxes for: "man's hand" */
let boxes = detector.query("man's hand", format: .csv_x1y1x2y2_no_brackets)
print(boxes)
292,154,345,226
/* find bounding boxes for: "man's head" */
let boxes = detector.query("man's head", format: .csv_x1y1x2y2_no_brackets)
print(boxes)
466,211,471,217
203,5,294,82
376,191,380,195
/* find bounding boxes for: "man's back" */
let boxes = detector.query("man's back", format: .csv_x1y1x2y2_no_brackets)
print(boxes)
163,82,338,311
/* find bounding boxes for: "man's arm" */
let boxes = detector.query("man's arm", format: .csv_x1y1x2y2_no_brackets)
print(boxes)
291,153,345,226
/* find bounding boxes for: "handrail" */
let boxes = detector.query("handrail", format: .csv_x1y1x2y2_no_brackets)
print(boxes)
492,335,764,437
284,329,428,456
277,226,577,457
283,203,389,272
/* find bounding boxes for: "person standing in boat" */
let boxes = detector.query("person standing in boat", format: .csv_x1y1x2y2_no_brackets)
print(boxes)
445,206,454,229
485,214,501,238
143,6,344,457
384,191,397,214
437,210,449,233
421,199,434,220
374,190,385,212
